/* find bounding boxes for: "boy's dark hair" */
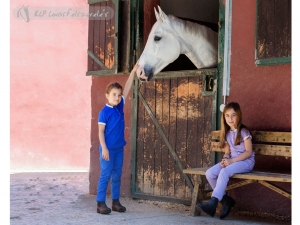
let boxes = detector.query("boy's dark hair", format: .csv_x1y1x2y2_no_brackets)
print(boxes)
106,82,123,94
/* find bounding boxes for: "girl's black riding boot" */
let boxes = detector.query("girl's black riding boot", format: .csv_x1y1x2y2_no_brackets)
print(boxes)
97,202,111,214
195,197,219,217
220,194,236,219
112,199,126,212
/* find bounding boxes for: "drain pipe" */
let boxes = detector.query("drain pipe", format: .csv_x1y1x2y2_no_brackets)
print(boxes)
221,0,232,111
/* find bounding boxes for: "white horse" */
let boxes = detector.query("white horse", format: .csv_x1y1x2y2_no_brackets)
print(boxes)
136,6,218,81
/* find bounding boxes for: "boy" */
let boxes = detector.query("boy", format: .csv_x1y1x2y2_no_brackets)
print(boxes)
96,61,139,214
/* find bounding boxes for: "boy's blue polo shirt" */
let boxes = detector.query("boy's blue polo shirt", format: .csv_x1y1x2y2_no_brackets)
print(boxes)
98,96,126,150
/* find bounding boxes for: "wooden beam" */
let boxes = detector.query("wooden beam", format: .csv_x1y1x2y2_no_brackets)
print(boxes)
231,171,291,182
183,168,291,182
211,142,291,157
88,0,106,4
211,141,222,152
87,50,109,69
211,130,220,140
255,57,291,66
183,167,208,176
225,179,255,191
251,131,291,143
253,144,291,157
212,130,291,144
86,69,118,76
258,180,291,199
206,180,255,197
153,69,217,80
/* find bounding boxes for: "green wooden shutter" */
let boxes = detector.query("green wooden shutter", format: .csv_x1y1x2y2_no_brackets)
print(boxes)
255,0,291,66
87,0,119,75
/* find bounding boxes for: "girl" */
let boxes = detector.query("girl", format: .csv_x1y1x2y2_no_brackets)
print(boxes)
96,61,139,214
196,102,255,219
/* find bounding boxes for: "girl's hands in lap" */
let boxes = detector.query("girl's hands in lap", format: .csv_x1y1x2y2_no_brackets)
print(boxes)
222,158,233,167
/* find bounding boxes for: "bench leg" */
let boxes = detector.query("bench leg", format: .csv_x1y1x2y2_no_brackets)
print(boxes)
190,180,200,216
190,175,206,216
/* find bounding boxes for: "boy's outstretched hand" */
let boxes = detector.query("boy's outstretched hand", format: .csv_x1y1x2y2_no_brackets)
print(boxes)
131,59,140,75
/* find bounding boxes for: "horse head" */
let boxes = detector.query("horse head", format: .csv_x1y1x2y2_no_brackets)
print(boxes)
136,6,218,82
136,6,182,81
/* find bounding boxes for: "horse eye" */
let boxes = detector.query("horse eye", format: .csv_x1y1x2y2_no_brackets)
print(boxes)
154,36,161,42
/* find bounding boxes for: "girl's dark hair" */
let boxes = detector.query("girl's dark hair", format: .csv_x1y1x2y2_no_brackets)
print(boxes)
106,82,123,94
219,102,249,148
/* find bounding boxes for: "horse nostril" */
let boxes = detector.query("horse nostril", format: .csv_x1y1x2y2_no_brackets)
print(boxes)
148,72,154,81
137,69,143,78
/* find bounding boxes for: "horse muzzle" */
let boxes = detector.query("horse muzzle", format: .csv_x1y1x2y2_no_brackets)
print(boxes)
136,66,154,82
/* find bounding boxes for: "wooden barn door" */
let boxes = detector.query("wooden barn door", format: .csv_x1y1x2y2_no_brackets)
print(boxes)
129,0,222,204
130,70,217,203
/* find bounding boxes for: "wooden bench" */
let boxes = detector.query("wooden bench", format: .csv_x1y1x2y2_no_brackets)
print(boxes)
183,130,291,216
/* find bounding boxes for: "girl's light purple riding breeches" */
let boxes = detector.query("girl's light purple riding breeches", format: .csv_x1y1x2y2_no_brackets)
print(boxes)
205,159,255,201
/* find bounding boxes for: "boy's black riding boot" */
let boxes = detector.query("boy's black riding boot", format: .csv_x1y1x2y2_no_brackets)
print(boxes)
220,194,236,219
112,199,126,212
97,202,111,214
195,197,219,217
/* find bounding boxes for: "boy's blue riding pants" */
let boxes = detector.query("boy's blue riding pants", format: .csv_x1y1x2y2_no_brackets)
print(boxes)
96,147,124,202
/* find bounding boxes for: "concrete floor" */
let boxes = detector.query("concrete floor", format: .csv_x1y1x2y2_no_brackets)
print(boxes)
10,172,291,225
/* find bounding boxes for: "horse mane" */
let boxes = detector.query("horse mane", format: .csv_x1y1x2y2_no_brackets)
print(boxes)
168,15,217,38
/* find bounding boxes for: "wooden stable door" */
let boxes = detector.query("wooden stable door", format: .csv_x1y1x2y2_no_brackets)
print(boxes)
129,0,221,204
130,70,217,204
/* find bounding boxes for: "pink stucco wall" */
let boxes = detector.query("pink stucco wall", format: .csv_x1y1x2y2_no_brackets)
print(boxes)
229,0,291,131
226,0,291,217
10,0,91,171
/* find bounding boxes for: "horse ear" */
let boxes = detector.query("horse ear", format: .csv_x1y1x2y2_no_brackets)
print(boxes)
154,7,160,21
157,5,169,23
